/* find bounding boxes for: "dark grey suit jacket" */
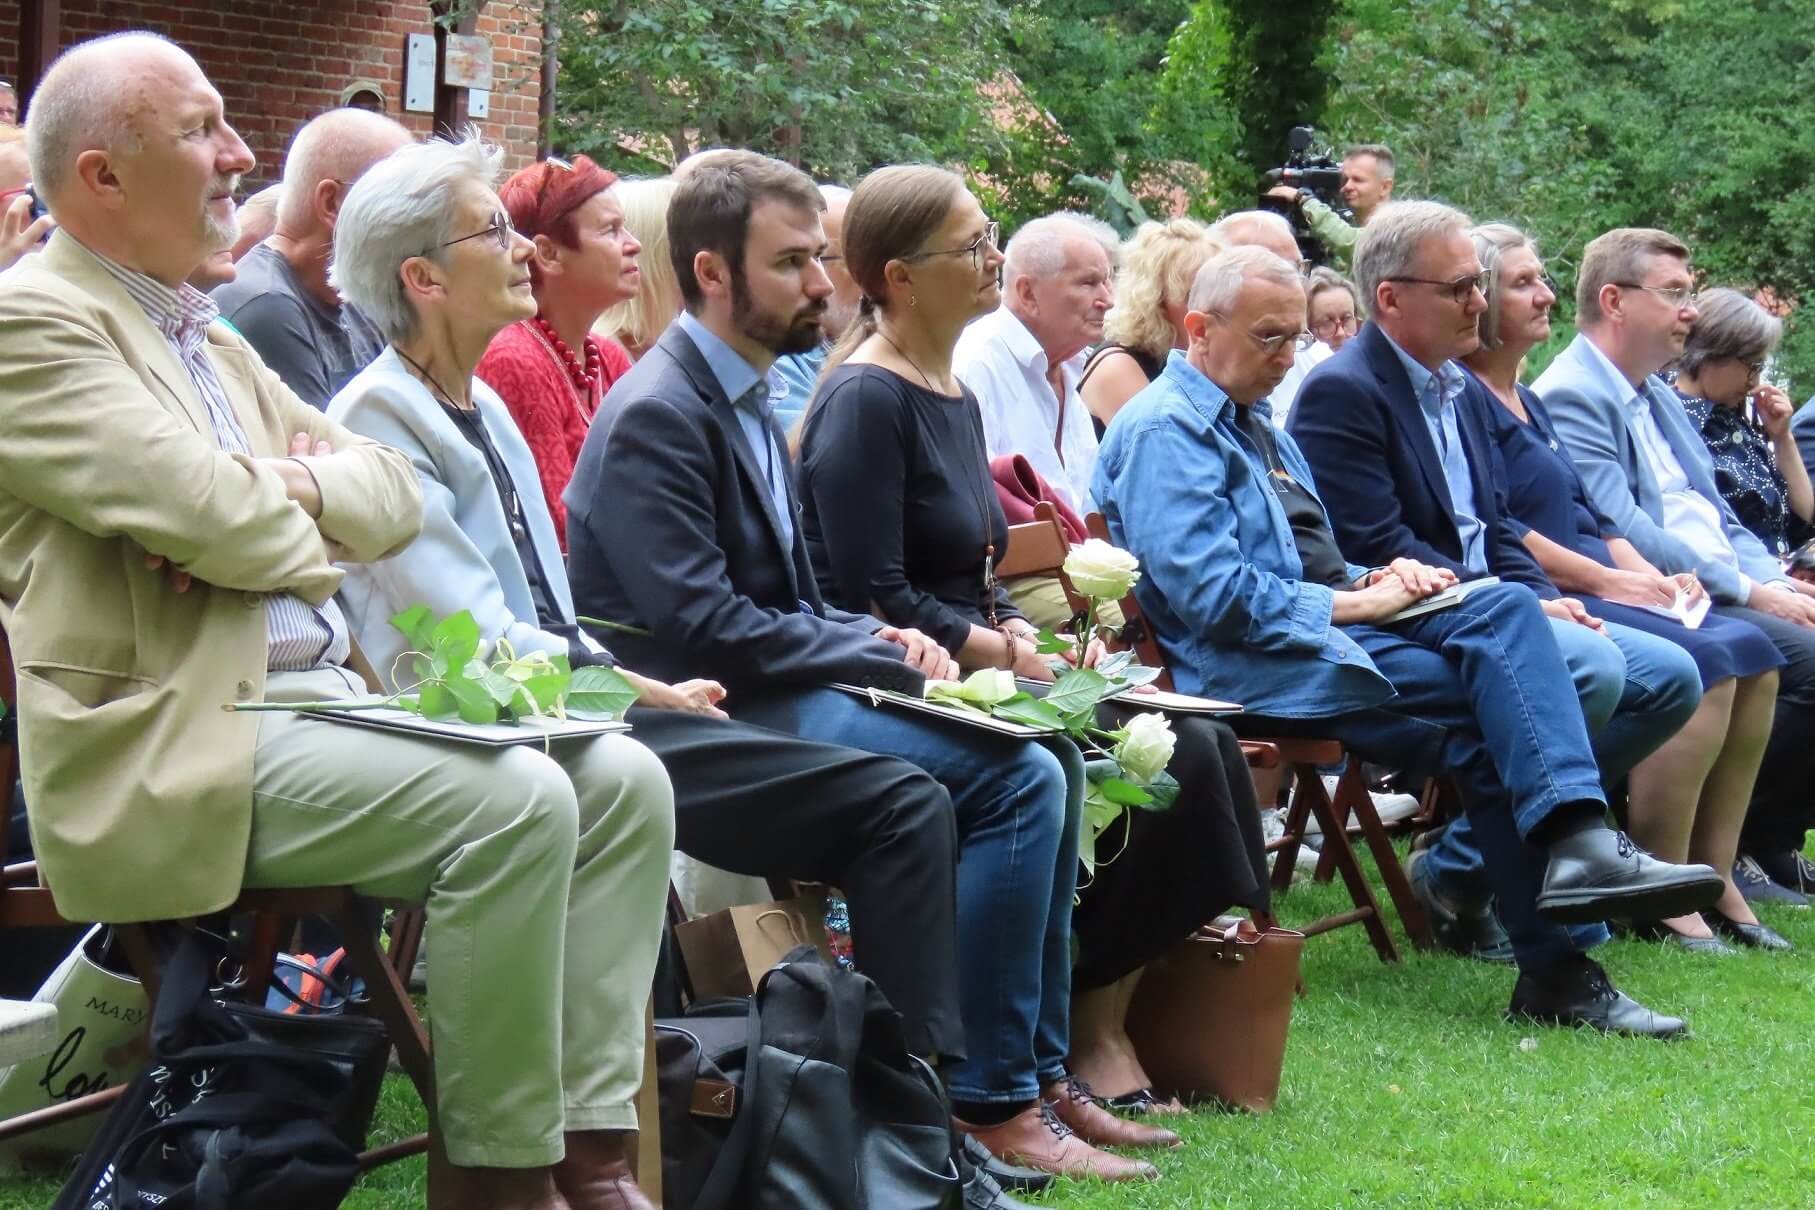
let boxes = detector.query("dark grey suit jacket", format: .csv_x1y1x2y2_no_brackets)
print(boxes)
565,321,923,698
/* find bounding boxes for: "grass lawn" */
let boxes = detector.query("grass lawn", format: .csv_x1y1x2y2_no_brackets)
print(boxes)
7,846,1815,1209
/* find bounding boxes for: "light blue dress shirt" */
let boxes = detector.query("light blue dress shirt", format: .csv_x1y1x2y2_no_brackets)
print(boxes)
770,344,828,437
677,311,795,552
1382,332,1486,572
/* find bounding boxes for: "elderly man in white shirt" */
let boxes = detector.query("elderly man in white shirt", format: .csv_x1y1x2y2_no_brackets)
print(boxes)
954,211,1116,512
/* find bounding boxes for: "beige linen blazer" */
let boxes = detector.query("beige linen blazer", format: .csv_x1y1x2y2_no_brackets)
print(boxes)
0,232,423,923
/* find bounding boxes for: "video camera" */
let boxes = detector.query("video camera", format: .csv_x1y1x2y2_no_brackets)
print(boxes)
1259,125,1350,265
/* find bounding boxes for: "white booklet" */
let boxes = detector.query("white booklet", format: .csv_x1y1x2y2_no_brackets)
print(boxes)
301,703,630,747
1111,687,1244,715
1627,584,1711,630
830,683,1059,736
1380,576,1502,624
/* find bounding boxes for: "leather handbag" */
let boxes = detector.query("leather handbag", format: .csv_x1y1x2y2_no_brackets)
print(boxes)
1124,916,1305,1112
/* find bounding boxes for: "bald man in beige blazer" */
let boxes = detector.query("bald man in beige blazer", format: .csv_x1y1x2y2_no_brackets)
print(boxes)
0,33,675,1210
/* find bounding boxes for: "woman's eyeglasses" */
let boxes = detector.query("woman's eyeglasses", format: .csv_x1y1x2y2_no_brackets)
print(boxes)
1311,313,1358,338
903,221,1001,271
433,211,516,254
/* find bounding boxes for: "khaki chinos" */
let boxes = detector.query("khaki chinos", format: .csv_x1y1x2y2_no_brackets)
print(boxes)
242,666,675,1168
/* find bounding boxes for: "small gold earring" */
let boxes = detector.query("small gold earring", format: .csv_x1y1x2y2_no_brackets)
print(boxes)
910,294,918,308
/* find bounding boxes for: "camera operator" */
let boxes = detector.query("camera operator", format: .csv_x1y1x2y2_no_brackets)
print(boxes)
1268,142,1397,261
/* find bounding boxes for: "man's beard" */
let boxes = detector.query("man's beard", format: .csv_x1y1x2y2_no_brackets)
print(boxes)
731,269,826,356
201,176,241,253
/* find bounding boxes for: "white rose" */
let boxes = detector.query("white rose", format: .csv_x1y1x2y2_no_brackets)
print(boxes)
1115,711,1176,783
1064,539,1142,602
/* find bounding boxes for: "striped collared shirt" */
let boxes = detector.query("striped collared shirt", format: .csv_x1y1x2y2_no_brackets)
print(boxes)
94,252,349,672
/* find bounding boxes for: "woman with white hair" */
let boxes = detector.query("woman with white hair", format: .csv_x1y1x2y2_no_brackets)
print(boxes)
1079,217,1223,433
328,134,982,1207
1673,287,1814,558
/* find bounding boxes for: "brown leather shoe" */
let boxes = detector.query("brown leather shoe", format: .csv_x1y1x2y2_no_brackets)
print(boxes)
1043,1074,1182,1150
553,1130,657,1210
954,1104,1159,1183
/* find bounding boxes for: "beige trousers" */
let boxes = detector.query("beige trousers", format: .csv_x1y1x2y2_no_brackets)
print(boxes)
1002,573,1126,635
242,667,675,1168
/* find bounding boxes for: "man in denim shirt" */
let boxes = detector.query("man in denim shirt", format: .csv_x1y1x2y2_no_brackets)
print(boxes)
1093,246,1720,1036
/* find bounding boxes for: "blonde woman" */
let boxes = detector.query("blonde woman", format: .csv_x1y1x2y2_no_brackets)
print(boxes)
1078,217,1223,432
591,176,680,361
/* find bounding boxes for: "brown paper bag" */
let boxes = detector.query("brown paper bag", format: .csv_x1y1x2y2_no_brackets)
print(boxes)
673,896,833,1000
1125,916,1304,1112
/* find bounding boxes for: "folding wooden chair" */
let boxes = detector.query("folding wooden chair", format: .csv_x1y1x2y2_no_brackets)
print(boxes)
1060,506,1435,959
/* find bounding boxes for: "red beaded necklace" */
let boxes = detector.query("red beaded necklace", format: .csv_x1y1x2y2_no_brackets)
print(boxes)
528,314,601,403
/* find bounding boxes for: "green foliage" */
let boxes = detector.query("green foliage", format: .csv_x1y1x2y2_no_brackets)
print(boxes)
389,607,637,725
1158,0,1339,206
552,0,1010,180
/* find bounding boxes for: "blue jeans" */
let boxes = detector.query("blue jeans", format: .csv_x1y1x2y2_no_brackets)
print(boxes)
734,687,1083,1103
1292,584,1611,969
1427,615,1702,955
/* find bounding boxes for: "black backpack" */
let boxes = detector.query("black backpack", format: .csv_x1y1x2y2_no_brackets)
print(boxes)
52,930,389,1210
658,946,960,1210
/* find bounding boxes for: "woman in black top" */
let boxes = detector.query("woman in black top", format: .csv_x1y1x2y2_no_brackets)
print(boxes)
799,165,1271,1120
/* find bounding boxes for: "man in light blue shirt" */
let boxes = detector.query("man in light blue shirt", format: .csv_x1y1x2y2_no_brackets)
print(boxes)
1537,225,1815,900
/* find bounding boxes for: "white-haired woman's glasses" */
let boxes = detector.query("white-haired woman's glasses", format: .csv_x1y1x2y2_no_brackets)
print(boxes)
431,210,515,255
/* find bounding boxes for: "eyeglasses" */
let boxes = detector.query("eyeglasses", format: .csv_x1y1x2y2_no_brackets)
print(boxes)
1311,313,1358,338
433,211,515,254
1613,281,1698,310
1746,359,1767,384
903,221,1001,271
1385,270,1490,305
1246,328,1316,355
1295,258,1313,277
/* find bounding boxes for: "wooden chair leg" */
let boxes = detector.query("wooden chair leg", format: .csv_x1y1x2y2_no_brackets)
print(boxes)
332,906,435,1111
633,998,662,1202
1295,763,1400,962
1270,772,1314,893
1342,774,1435,951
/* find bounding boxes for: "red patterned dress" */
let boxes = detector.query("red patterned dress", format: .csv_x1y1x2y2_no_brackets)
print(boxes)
477,318,632,550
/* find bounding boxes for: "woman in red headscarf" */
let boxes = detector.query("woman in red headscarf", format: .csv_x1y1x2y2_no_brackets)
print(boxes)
478,155,641,548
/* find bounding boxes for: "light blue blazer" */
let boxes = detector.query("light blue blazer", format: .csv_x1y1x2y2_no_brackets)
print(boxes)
328,347,598,691
1534,332,1785,604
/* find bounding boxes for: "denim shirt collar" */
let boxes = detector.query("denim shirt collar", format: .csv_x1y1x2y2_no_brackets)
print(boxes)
678,310,771,416
1160,348,1287,427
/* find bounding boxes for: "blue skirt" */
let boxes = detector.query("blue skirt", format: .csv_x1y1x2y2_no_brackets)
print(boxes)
1581,597,1785,688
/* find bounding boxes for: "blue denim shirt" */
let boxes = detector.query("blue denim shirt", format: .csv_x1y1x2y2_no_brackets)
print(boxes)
1382,331,1486,571
1091,350,1395,717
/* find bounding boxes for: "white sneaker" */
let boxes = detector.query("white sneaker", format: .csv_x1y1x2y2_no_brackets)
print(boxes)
1301,774,1420,836
1262,806,1323,872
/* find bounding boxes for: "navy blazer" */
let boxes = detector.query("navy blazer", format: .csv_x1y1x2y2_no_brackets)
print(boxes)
564,321,921,697
1286,322,1554,596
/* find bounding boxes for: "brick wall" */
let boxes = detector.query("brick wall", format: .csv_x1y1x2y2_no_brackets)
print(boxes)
0,0,544,185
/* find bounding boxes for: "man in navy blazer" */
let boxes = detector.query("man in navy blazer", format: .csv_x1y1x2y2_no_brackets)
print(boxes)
1291,202,1702,964
567,152,1156,1191
1535,226,1815,898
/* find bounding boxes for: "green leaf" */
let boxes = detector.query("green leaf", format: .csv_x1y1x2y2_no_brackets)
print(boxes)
990,693,1067,731
1095,776,1156,807
1115,664,1163,689
431,610,482,670
1140,769,1180,811
446,672,502,724
1044,666,1112,720
1095,648,1136,678
1033,628,1076,655
565,665,639,721
416,682,460,721
389,604,437,656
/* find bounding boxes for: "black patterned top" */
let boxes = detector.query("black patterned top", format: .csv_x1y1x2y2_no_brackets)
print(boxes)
1679,389,1814,556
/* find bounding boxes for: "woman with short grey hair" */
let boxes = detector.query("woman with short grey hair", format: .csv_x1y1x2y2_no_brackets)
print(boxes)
1673,287,1813,557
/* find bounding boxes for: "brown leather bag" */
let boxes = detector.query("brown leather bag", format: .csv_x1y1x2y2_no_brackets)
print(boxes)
1124,917,1305,1112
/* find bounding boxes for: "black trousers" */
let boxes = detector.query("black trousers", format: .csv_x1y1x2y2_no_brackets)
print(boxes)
1071,711,1272,991
628,706,964,1061
1714,604,1815,856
